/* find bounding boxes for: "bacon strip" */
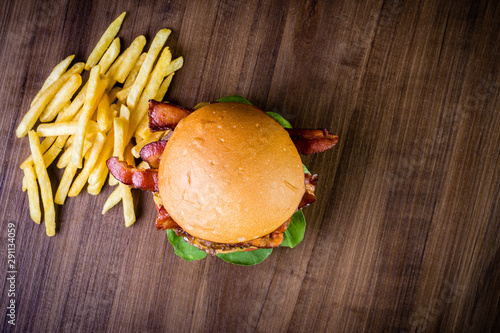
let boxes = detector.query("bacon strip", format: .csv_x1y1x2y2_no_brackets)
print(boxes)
140,140,168,169
286,129,339,155
148,100,193,131
106,157,159,192
155,206,180,230
299,173,318,208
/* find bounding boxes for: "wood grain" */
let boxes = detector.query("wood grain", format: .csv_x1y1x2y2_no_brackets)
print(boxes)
1,0,499,331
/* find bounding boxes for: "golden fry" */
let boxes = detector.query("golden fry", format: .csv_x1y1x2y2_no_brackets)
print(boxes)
97,93,112,131
68,131,106,197
39,73,82,122
154,72,174,100
71,65,106,167
28,131,55,236
36,120,99,137
88,128,114,185
54,162,77,205
112,35,146,83
20,136,57,169
85,12,126,70
21,163,41,224
123,53,146,89
31,55,75,107
102,186,122,214
126,29,171,109
121,184,136,227
97,37,120,73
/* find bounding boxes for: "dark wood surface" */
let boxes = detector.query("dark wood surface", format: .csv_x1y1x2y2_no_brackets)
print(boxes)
1,0,499,331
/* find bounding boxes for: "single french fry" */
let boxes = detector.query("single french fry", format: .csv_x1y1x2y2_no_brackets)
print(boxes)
127,29,171,109
165,56,183,77
121,142,136,226
16,62,85,138
31,55,75,107
137,161,150,169
108,87,121,103
88,128,114,185
28,131,55,236
56,133,94,169
57,85,87,121
110,35,146,83
85,12,126,70
20,136,57,169
123,53,146,89
41,134,69,167
21,163,41,224
97,93,111,131
121,184,136,227
71,65,106,168
128,47,172,141
109,117,126,187
87,178,105,195
54,162,77,205
134,113,151,141
154,72,175,101
131,130,165,158
115,86,131,102
102,186,122,214
37,120,99,137
112,118,127,160
39,73,82,122
68,131,106,197
97,37,120,73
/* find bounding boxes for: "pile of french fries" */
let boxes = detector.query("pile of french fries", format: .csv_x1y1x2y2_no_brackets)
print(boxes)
17,12,183,236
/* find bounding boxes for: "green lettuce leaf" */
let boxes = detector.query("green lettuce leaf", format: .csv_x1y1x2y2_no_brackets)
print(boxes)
216,95,252,104
217,248,273,266
167,230,207,261
303,164,311,174
265,111,293,129
281,210,306,248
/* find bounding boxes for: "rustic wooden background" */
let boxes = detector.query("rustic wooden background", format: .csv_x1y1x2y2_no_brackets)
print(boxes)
1,0,499,331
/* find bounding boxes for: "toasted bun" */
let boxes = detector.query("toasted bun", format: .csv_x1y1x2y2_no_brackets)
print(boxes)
158,102,305,243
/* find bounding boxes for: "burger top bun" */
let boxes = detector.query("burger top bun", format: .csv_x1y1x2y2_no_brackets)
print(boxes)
159,102,305,244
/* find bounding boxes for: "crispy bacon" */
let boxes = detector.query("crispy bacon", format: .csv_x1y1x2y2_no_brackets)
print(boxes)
140,140,167,169
155,206,180,230
148,100,338,155
299,173,318,208
106,157,159,192
148,100,193,131
286,129,339,155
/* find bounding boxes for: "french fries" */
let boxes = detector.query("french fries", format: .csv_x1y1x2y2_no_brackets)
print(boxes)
31,55,75,107
28,131,55,236
68,131,106,197
39,73,82,122
16,62,84,138
18,11,183,235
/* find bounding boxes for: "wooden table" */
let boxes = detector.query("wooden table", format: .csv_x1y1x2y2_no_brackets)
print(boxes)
1,0,499,331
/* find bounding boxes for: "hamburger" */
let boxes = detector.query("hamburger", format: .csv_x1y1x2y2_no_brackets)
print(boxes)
107,96,338,264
